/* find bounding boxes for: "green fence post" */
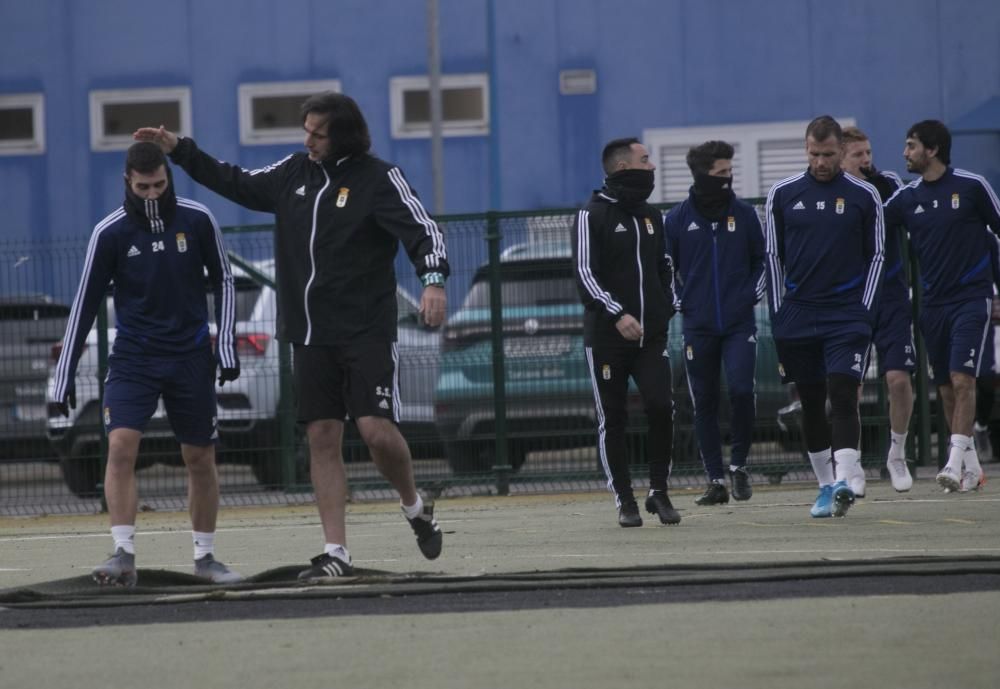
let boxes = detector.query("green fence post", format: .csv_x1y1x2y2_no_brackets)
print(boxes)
278,339,297,489
96,299,110,512
910,249,932,467
486,211,511,494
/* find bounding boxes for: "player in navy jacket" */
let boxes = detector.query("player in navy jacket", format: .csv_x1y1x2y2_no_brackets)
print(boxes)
841,126,914,495
573,137,679,528
664,140,765,505
884,119,1000,493
765,116,884,519
50,143,241,587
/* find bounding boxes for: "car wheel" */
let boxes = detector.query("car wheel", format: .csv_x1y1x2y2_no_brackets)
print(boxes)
59,443,103,498
250,427,309,489
445,439,526,476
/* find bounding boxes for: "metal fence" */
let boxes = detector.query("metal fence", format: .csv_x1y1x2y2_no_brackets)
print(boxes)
0,203,955,513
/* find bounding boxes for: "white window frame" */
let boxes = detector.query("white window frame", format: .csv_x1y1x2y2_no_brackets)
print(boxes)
389,73,489,139
89,86,192,152
238,79,342,145
644,118,856,202
0,93,45,156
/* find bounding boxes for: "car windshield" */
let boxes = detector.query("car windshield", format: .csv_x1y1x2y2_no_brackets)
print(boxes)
463,262,578,309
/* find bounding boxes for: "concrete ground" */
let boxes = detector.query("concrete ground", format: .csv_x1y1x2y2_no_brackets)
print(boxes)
1,470,999,689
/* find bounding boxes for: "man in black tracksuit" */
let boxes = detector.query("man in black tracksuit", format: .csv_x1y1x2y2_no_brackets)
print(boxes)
573,137,680,527
136,92,448,580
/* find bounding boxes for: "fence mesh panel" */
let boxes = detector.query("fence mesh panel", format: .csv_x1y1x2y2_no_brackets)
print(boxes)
0,203,950,514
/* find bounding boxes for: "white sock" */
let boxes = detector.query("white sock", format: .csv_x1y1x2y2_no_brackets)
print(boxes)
973,421,989,433
948,434,973,470
111,525,136,555
324,543,351,564
834,448,861,482
401,494,424,520
808,449,835,486
888,431,908,461
193,531,215,560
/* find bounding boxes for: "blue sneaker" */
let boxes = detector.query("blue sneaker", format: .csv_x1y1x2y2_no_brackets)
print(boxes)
831,480,855,517
810,484,834,518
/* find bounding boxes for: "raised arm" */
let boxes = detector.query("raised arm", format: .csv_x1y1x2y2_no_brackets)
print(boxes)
134,126,284,213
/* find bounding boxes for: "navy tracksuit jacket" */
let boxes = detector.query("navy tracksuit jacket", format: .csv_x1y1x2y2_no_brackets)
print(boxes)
664,193,765,480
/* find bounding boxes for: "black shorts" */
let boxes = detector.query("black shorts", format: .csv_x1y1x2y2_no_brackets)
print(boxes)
293,341,400,424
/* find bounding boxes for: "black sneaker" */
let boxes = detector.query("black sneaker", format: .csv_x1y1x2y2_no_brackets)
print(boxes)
695,482,730,505
298,553,354,582
618,498,643,527
406,502,443,559
644,490,681,525
730,466,753,501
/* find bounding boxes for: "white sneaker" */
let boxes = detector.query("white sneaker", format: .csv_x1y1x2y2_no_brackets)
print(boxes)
959,465,986,492
886,456,913,492
936,465,961,492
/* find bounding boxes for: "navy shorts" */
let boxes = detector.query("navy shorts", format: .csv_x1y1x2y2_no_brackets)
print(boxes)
103,348,218,445
293,340,399,424
771,302,872,383
871,297,916,374
919,298,992,386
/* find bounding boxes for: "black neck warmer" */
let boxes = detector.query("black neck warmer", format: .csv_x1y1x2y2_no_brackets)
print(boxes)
604,168,655,214
860,166,896,203
123,168,177,233
691,172,734,221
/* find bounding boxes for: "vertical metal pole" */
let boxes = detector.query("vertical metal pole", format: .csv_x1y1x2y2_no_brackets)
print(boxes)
427,0,445,213
486,0,502,211
486,212,510,494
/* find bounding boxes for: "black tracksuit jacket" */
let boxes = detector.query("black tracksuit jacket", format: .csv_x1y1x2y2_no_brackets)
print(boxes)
572,190,674,348
170,137,449,345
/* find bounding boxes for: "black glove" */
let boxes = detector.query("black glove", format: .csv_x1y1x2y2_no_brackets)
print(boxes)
55,388,76,418
217,363,240,387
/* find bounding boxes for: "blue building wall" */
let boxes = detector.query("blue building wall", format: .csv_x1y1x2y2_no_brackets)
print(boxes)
1,0,998,250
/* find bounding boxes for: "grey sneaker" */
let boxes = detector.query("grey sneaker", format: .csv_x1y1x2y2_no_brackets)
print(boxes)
193,553,244,584
92,548,137,588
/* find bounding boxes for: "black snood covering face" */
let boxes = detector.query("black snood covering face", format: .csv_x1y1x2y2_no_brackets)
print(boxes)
691,172,734,221
123,168,178,233
605,168,655,213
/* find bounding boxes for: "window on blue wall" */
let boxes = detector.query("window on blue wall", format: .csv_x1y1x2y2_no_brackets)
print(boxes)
644,119,857,202
89,87,191,152
0,93,45,155
238,80,342,145
389,74,489,139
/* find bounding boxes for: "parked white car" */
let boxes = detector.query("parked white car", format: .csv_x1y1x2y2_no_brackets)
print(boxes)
47,258,442,495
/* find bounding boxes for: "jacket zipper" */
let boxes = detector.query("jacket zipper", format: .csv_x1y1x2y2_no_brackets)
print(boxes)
633,217,645,347
303,167,331,344
712,222,723,331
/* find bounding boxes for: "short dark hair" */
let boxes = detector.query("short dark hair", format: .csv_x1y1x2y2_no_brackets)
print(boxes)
601,137,640,175
907,119,952,165
300,91,372,158
805,115,843,144
686,140,734,177
125,142,167,176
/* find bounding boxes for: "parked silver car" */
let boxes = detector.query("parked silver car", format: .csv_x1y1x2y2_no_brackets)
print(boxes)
47,259,441,495
0,295,70,460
